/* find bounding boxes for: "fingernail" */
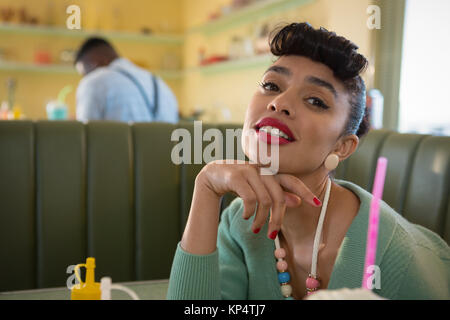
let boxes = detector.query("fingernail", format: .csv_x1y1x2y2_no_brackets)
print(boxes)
313,197,322,206
244,216,249,220
253,228,261,234
269,230,278,240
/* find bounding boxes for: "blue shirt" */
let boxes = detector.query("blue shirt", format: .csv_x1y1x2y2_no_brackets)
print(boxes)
76,58,179,123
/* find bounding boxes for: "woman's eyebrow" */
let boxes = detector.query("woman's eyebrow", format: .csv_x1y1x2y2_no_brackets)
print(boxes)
263,68,338,98
263,65,292,77
305,76,338,98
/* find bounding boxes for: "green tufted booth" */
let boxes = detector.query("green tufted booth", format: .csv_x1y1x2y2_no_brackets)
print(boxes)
0,120,449,292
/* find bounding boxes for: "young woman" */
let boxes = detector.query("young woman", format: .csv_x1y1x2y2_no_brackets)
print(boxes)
167,23,450,300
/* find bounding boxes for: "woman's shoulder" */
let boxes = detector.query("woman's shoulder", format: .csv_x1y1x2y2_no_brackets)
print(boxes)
335,179,449,298
388,210,450,298
334,178,449,257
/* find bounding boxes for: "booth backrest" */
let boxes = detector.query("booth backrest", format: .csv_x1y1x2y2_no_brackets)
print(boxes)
0,120,449,292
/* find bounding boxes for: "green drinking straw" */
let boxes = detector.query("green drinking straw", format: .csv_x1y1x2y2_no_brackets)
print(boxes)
57,85,73,104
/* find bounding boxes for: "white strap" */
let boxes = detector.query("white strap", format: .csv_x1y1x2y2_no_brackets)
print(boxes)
311,178,332,276
274,178,332,277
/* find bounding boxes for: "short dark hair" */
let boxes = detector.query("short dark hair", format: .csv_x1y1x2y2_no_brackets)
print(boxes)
269,22,370,139
75,37,116,64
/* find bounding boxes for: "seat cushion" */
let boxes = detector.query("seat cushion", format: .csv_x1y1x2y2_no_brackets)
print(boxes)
85,121,134,283
133,122,180,280
343,129,392,190
378,132,428,214
35,121,86,288
0,121,36,291
402,136,450,236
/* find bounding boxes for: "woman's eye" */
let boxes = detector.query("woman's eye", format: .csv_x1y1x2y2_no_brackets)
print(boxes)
259,81,280,92
306,97,330,110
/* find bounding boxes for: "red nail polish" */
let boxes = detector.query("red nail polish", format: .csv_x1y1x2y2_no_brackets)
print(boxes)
253,228,261,234
313,197,322,206
269,230,278,240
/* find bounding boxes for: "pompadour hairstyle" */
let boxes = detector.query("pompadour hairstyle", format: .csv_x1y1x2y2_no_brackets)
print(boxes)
269,22,370,138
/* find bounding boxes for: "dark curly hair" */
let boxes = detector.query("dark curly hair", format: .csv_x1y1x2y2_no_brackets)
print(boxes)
269,22,370,139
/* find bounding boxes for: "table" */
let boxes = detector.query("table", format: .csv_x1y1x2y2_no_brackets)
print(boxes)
0,279,169,300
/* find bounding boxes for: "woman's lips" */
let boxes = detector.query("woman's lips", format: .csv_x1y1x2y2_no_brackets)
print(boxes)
254,117,295,145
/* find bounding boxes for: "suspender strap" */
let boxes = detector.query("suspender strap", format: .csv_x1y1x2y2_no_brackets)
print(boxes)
114,68,159,119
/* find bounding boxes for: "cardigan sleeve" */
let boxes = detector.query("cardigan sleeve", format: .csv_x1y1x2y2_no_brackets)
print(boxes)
217,198,249,299
166,198,247,299
166,242,220,300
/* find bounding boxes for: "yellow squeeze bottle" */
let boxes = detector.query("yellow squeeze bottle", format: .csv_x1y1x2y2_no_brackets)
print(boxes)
71,257,101,300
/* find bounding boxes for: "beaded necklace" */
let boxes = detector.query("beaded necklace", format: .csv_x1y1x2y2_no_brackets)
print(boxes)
274,178,332,299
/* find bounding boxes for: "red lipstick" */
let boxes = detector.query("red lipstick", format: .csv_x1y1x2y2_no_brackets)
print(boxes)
255,117,295,145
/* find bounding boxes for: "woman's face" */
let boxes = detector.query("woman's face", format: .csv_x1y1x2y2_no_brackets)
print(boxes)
242,55,355,176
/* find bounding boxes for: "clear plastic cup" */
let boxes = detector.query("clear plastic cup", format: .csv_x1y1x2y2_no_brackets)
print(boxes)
46,101,68,120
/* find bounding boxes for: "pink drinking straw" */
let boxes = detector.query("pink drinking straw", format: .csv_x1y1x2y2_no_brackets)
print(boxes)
362,157,388,290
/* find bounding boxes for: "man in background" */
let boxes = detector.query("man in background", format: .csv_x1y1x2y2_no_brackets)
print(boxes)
74,37,179,123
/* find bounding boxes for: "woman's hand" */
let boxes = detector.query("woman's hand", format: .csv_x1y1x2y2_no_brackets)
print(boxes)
200,160,322,238
181,160,322,255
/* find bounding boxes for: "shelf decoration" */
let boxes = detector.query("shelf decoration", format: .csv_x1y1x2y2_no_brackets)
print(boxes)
188,0,314,35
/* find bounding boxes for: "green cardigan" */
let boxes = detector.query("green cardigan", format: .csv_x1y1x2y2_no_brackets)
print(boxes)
167,179,450,300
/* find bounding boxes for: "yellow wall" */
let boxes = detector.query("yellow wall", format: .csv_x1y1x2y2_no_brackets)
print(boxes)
0,0,374,121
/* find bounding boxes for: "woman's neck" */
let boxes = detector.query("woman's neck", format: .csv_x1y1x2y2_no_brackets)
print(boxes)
280,176,360,248
281,175,330,245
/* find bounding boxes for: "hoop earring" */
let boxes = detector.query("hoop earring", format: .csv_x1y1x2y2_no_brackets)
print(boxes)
324,153,339,171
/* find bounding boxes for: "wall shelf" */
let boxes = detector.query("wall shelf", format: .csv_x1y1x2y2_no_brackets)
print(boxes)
0,53,273,78
0,24,184,45
189,53,275,75
0,61,184,80
188,0,314,35
0,61,76,75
